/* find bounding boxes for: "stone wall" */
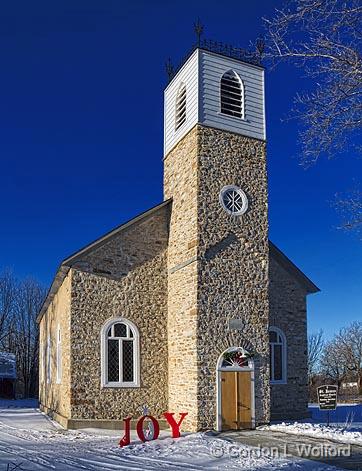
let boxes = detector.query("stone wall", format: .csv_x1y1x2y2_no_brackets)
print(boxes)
196,126,270,428
68,207,169,422
164,127,200,431
164,125,270,431
269,255,309,419
67,204,170,281
39,272,72,422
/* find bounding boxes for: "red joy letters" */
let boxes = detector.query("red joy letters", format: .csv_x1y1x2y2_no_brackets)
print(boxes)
119,411,188,447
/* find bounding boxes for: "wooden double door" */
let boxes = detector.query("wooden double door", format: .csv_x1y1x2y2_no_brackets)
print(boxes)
221,371,252,430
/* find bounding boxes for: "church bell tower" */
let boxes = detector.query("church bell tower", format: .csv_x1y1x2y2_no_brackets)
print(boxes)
163,43,270,431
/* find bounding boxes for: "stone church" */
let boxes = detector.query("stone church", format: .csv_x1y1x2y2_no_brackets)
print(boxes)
37,43,319,432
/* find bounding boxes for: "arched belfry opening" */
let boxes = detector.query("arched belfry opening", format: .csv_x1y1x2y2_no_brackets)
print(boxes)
220,69,244,119
175,82,187,130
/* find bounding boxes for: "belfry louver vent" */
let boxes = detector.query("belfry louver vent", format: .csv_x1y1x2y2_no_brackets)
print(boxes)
220,70,243,119
175,83,186,130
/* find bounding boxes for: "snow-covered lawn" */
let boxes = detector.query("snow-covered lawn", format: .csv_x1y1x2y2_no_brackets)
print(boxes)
309,403,362,432
261,404,362,447
263,422,362,446
0,400,345,470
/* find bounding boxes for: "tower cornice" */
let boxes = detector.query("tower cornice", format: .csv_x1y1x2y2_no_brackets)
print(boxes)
165,39,264,88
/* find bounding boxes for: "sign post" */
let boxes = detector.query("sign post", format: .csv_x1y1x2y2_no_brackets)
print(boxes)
317,385,337,426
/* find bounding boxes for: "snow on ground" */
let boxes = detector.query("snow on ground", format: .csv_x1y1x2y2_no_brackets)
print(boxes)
263,422,362,446
261,404,362,446
309,403,362,432
0,400,344,471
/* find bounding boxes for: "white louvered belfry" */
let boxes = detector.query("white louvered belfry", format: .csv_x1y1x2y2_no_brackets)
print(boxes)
220,70,243,119
175,83,187,130
164,49,265,156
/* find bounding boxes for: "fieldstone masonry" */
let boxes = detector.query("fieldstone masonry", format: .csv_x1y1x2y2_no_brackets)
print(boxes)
164,125,270,430
197,126,270,428
269,255,310,420
39,205,170,427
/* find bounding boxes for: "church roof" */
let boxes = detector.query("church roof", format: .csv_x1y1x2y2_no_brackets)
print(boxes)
269,241,319,294
37,200,319,323
37,199,172,323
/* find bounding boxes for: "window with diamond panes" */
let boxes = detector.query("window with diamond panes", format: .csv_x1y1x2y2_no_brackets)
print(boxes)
122,341,134,382
105,321,137,386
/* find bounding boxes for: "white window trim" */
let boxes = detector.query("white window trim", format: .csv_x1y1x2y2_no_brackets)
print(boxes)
100,317,140,388
219,185,248,216
219,69,245,120
41,337,46,383
46,335,51,384
269,326,287,384
56,325,62,384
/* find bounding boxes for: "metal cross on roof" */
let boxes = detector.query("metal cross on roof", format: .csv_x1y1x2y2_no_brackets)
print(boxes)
194,18,204,46
165,57,175,81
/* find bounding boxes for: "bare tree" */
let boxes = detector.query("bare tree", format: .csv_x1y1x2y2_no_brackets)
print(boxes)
0,269,16,346
321,338,347,388
308,330,324,381
335,187,362,237
0,270,45,398
263,0,362,234
264,0,361,164
335,321,362,393
13,278,46,398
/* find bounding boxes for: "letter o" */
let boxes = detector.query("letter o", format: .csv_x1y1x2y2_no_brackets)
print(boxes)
136,415,160,442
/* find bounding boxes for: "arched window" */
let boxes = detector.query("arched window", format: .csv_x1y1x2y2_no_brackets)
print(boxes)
101,318,140,387
269,327,287,384
218,347,254,370
175,83,186,131
220,70,244,119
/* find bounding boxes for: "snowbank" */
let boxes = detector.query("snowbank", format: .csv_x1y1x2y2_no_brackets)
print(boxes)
262,422,362,446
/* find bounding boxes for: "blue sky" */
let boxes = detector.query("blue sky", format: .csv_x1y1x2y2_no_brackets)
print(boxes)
0,1,360,339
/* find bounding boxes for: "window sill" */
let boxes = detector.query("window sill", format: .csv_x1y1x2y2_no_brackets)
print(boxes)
270,380,287,385
102,383,140,389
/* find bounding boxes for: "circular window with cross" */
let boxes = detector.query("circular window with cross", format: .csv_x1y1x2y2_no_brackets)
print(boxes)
219,185,248,216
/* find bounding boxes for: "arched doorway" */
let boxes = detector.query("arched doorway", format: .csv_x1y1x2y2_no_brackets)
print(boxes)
216,347,255,431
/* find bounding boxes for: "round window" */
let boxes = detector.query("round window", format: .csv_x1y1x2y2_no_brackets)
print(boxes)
219,185,248,216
